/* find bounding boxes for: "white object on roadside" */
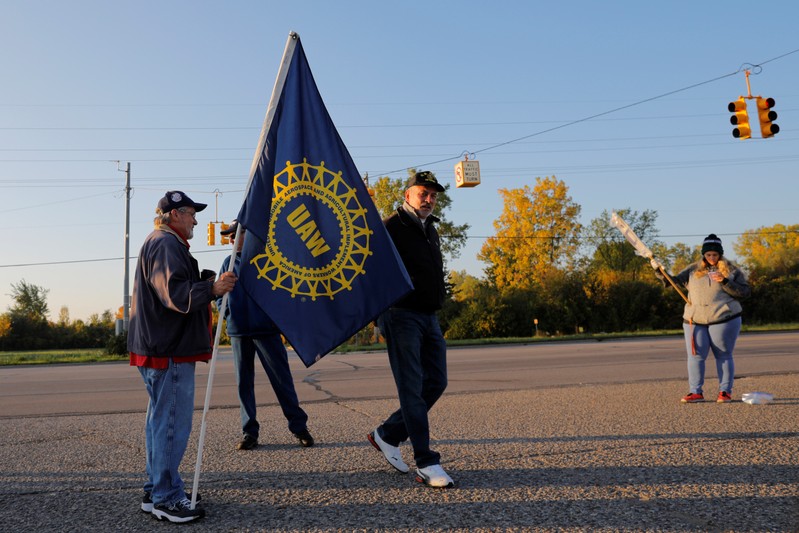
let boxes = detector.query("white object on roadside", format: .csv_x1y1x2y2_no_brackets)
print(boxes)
741,392,775,405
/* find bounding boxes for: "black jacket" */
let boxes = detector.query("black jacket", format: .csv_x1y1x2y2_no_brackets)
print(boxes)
384,206,445,313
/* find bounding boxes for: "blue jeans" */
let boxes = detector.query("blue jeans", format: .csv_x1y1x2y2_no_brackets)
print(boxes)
377,308,447,469
683,317,741,395
231,334,308,438
139,360,196,506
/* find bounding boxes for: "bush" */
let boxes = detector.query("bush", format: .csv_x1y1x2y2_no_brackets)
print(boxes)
105,332,128,355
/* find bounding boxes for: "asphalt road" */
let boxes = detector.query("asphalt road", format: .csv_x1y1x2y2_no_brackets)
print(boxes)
1,331,797,418
0,332,797,532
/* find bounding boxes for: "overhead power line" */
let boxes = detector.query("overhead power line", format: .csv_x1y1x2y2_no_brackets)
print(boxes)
380,47,799,176
3,231,796,269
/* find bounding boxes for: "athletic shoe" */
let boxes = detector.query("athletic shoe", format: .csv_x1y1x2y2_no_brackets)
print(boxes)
717,391,732,403
141,491,201,513
141,491,153,513
367,429,409,473
681,393,705,403
415,464,454,488
236,434,258,450
293,429,315,447
152,497,205,523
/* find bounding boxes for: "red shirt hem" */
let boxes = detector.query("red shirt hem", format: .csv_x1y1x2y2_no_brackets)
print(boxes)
130,352,211,368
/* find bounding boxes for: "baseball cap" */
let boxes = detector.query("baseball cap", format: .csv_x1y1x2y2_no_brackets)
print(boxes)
220,220,238,236
406,171,445,192
157,191,207,213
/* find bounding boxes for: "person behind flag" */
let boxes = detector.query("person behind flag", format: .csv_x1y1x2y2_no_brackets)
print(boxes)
217,220,314,451
128,191,237,523
367,171,454,488
650,234,750,404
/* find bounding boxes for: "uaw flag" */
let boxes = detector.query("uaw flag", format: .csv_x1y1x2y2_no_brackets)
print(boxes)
236,32,412,366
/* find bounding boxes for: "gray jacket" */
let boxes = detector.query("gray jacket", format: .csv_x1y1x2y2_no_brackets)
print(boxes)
664,260,751,325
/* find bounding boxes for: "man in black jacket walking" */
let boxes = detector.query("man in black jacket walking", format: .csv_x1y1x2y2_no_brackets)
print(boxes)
367,171,453,488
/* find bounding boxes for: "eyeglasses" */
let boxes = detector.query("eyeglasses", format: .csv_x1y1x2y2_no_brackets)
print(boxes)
177,207,197,220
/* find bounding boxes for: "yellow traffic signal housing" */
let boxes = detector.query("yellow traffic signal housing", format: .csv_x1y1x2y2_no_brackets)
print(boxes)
207,222,216,246
727,97,751,139
220,223,230,245
756,97,779,138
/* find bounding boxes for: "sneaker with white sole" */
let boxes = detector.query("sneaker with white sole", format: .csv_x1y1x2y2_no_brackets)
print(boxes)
152,497,205,523
141,491,153,513
415,464,454,488
367,429,409,473
141,491,201,513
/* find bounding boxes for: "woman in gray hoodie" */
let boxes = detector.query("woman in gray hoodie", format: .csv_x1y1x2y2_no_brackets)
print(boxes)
652,234,751,404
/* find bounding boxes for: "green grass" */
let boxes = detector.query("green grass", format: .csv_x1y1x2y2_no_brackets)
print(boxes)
332,323,799,353
0,349,127,366
2,323,797,365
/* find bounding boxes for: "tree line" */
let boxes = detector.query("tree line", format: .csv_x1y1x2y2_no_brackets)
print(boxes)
374,172,799,340
0,280,118,351
1,172,797,351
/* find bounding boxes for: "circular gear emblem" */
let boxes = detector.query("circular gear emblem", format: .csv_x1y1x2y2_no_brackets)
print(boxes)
249,159,372,300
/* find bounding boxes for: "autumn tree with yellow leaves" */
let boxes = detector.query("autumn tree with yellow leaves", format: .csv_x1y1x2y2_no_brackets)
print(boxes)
478,176,582,290
734,223,799,278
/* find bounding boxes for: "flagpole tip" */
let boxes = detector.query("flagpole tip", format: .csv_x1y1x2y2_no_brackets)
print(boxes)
289,31,299,40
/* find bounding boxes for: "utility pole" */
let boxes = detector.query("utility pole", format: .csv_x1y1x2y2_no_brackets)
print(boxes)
117,162,132,334
124,162,131,332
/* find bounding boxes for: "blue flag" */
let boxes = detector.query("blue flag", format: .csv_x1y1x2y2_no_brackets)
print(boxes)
236,33,412,367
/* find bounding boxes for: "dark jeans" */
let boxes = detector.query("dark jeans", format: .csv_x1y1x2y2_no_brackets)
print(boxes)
231,334,308,438
377,307,447,468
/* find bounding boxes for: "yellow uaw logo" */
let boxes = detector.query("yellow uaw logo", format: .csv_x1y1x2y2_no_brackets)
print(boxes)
249,159,372,300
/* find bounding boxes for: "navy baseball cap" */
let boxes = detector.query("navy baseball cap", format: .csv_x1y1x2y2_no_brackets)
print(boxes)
157,191,207,213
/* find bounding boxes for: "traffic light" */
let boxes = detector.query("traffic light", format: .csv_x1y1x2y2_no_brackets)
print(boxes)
727,97,751,139
220,223,230,245
207,222,216,246
756,97,779,138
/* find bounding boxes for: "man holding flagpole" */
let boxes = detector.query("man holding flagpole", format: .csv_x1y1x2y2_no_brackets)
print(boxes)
368,171,454,488
128,191,237,523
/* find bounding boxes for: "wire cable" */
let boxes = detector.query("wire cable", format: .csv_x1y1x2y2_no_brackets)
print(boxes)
380,47,799,176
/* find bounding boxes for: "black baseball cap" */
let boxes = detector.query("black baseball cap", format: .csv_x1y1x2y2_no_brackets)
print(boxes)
406,171,445,192
220,220,238,236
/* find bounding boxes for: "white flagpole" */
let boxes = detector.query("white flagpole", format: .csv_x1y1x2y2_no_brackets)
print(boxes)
190,30,300,509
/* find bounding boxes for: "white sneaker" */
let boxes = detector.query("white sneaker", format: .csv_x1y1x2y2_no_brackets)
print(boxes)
415,464,454,488
368,429,409,473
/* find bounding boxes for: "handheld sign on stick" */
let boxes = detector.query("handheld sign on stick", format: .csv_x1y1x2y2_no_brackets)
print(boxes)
610,212,689,304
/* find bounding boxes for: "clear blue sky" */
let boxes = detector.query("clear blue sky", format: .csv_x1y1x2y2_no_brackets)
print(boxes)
2,0,797,321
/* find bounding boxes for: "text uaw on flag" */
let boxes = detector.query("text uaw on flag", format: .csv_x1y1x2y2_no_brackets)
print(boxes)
236,32,412,366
